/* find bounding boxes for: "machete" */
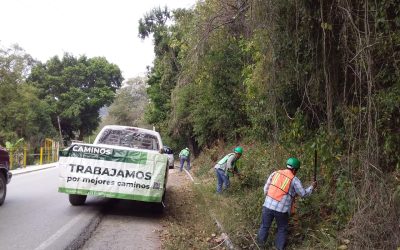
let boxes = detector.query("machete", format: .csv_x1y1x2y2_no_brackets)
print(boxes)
314,149,317,182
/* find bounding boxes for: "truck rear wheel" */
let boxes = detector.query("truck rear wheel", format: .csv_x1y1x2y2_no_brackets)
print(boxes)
156,172,168,213
0,174,6,206
69,194,87,206
154,192,166,213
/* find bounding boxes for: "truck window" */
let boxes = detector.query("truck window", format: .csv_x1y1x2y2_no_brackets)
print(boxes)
97,128,160,151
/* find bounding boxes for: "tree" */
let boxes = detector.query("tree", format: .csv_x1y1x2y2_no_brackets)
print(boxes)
167,2,250,148
0,44,55,145
28,54,123,142
142,0,400,248
139,7,190,150
103,76,149,128
139,7,176,126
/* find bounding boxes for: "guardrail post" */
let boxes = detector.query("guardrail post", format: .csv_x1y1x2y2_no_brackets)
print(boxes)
10,154,14,170
23,146,27,168
47,142,50,163
40,147,43,165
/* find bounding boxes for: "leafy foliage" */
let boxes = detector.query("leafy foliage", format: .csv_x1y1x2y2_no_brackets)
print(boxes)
0,44,56,146
144,0,400,248
103,77,149,128
28,54,123,143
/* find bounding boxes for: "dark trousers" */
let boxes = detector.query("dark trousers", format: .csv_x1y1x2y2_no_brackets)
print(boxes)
215,168,230,193
257,206,289,250
179,156,190,171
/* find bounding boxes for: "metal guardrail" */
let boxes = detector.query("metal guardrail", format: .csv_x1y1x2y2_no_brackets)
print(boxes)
9,139,60,170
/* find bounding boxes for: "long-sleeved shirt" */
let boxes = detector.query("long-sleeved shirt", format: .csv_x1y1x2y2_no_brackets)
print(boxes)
263,170,313,213
214,153,236,173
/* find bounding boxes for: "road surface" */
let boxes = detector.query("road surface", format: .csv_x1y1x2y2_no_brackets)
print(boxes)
0,165,189,250
0,167,106,250
81,168,187,250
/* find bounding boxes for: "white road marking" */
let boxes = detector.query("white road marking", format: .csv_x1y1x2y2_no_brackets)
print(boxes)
183,168,194,182
34,211,87,250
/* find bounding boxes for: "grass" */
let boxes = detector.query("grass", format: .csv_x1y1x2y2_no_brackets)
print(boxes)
161,171,226,249
161,141,344,250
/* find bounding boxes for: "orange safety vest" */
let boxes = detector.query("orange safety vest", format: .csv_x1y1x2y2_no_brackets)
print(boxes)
267,169,295,201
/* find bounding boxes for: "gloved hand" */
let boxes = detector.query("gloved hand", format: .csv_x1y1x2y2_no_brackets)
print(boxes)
312,181,317,189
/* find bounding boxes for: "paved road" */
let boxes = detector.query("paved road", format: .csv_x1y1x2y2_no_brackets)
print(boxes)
81,199,163,250
0,165,189,250
0,167,107,250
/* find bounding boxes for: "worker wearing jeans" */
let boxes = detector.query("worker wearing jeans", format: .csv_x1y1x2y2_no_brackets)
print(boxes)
257,157,316,249
215,167,230,193
214,146,243,193
179,147,190,172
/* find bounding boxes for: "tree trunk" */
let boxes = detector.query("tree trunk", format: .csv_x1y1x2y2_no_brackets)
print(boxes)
320,0,333,133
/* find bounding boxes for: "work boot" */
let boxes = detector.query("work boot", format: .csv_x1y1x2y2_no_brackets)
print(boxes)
255,238,265,249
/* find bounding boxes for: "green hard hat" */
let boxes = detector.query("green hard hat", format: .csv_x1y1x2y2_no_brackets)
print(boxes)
286,157,300,170
234,146,243,154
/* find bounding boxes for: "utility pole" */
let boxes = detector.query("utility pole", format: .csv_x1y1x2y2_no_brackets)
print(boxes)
57,115,63,145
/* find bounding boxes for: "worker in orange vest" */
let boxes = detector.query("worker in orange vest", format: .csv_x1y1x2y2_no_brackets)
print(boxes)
256,157,317,250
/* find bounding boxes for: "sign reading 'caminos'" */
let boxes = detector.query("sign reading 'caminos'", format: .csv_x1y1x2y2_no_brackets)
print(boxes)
71,145,112,156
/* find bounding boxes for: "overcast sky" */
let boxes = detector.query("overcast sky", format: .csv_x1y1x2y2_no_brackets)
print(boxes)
0,0,196,80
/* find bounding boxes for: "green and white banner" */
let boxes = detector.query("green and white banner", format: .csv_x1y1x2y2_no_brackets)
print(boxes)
58,144,168,202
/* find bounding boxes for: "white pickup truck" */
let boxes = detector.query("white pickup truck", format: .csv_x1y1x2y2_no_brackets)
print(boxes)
58,125,168,210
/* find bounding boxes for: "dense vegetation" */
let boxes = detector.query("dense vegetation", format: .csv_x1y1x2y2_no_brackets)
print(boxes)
1,0,398,248
141,0,399,248
29,54,123,142
0,45,123,148
100,76,149,129
0,44,56,147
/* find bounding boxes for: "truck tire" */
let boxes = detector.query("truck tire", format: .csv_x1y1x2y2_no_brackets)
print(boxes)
155,168,168,213
155,192,166,213
0,173,6,206
69,194,87,206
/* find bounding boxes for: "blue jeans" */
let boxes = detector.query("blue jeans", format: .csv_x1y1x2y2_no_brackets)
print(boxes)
179,156,190,171
215,168,230,193
257,206,289,250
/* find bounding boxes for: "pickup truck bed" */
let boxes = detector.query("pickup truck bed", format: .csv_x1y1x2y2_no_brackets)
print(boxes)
58,126,168,208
